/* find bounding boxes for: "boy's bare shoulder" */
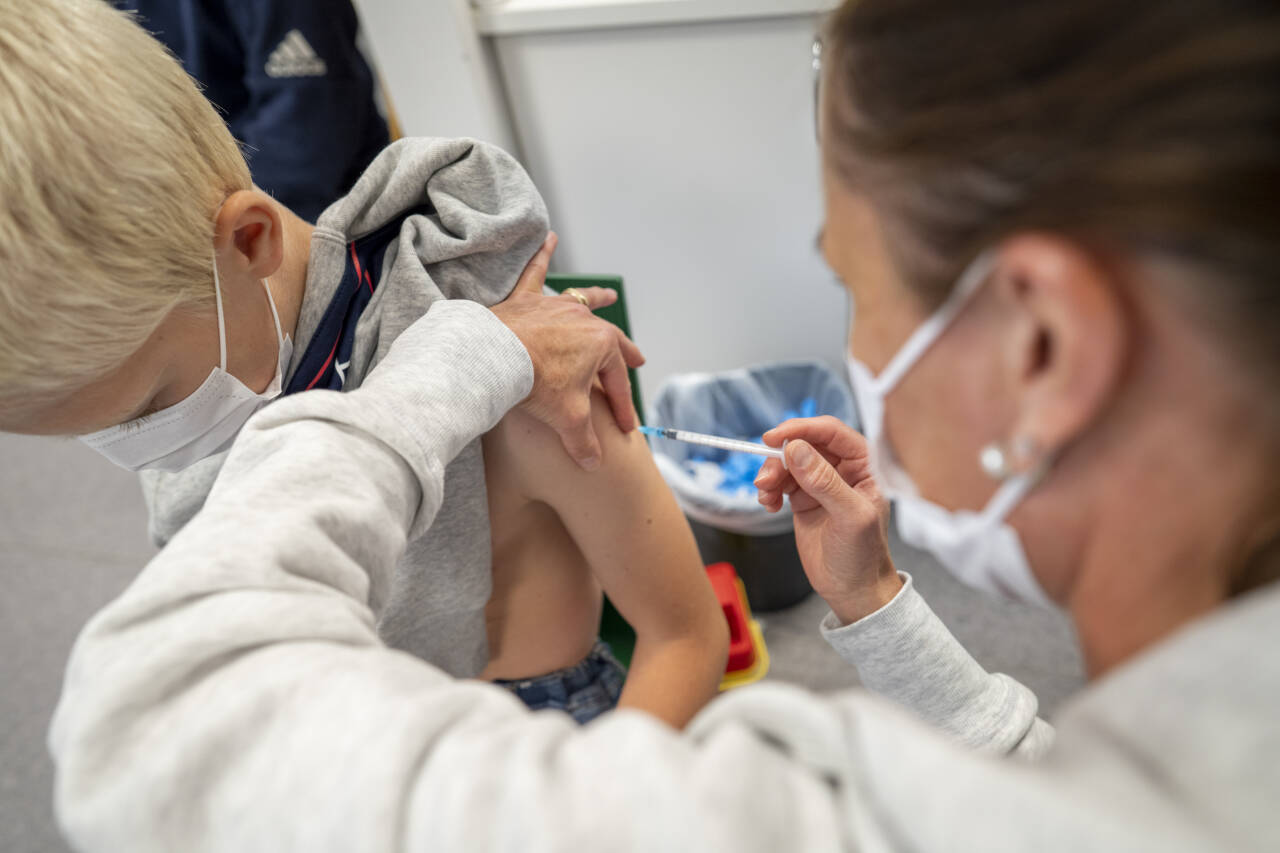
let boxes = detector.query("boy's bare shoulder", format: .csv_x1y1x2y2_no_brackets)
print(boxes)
484,391,653,505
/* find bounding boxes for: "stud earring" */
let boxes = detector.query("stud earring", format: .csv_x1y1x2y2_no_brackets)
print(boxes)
980,435,1040,481
980,442,1011,480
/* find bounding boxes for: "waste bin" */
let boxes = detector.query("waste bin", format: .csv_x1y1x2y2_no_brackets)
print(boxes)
649,361,857,611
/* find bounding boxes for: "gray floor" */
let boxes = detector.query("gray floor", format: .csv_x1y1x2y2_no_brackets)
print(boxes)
0,433,1084,853
1,435,158,853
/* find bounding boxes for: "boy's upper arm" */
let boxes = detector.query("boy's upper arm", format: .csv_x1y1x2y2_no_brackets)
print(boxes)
494,394,716,640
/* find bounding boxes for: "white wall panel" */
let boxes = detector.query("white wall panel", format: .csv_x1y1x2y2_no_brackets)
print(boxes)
494,13,849,403
355,0,518,151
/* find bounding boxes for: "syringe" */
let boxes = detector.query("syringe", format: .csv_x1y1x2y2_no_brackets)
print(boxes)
639,425,786,461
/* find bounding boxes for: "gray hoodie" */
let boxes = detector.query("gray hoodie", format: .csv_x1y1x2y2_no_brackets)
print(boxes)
139,137,549,676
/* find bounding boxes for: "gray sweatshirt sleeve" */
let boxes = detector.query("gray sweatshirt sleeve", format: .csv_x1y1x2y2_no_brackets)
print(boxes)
138,455,225,546
48,302,1229,853
820,573,1055,758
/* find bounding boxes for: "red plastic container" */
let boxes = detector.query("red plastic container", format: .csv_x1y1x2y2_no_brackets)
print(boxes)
706,562,756,673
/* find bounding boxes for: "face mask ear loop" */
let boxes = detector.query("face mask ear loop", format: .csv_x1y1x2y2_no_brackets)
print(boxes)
978,454,1053,526
261,279,285,347
213,254,228,371
872,252,998,395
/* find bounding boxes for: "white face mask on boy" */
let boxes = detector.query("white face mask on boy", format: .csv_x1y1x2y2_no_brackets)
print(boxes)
846,253,1055,607
80,258,293,473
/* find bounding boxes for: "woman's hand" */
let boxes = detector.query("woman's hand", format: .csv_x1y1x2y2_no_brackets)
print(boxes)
755,416,902,624
490,233,646,470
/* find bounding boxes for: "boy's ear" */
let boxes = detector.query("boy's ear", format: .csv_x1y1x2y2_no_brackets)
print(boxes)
213,189,284,280
994,235,1129,462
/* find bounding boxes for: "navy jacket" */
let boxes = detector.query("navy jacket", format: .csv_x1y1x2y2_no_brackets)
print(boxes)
118,0,391,222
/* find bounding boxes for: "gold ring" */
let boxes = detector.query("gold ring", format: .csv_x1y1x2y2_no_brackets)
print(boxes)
564,287,590,308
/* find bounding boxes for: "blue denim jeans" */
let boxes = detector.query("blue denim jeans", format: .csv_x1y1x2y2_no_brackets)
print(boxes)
494,640,626,724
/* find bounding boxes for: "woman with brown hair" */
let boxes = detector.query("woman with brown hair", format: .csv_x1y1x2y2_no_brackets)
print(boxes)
758,0,1280,711
46,0,1277,850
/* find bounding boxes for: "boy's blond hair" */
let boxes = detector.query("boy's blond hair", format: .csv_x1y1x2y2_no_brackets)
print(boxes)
0,0,251,420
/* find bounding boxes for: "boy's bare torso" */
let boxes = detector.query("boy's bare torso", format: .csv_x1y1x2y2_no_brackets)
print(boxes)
479,421,603,681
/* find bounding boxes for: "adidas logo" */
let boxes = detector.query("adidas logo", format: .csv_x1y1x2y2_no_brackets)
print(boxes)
265,30,327,78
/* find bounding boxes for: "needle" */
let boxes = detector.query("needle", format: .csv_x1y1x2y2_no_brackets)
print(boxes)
639,426,786,461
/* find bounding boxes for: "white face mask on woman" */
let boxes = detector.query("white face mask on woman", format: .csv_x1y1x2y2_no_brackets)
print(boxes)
80,258,293,473
845,253,1054,607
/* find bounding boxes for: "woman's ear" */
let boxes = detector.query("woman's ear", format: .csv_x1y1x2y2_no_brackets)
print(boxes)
213,189,284,281
995,235,1129,465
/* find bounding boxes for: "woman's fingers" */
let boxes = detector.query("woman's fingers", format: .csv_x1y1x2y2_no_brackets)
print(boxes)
785,440,861,512
512,234,621,312
614,325,646,368
513,232,559,294
597,343,638,434
564,286,620,311
754,458,792,504
756,441,842,487
756,470,814,512
764,416,868,461
756,417,875,509
755,428,846,489
754,457,785,486
782,440,854,514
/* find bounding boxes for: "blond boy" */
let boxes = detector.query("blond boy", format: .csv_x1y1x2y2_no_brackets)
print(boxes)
0,0,726,727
